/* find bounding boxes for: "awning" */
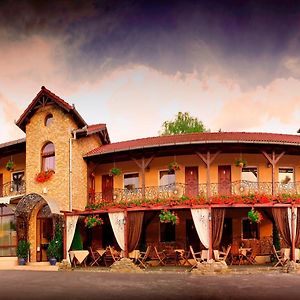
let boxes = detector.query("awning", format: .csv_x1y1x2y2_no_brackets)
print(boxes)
0,194,24,205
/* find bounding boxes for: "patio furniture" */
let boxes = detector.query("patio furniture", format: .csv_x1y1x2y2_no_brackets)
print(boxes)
137,246,151,268
129,250,140,263
272,245,289,267
104,246,121,266
230,244,240,265
88,247,101,266
189,245,202,271
214,245,231,264
175,249,191,266
239,248,253,265
69,250,89,267
153,246,167,266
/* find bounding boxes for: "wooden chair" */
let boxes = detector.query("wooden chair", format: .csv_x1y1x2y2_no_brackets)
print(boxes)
189,245,202,271
104,246,121,266
272,245,287,267
153,246,167,266
137,246,151,268
214,245,231,264
88,247,101,266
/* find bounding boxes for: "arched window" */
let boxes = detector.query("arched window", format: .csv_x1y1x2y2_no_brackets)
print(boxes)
45,114,53,126
41,142,55,171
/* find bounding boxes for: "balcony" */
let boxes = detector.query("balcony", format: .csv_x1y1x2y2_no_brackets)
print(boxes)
87,180,300,209
0,180,26,198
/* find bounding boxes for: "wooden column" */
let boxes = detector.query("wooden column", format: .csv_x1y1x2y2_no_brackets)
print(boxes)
291,206,296,262
196,151,220,199
208,206,213,260
262,151,285,195
131,155,155,197
124,209,129,258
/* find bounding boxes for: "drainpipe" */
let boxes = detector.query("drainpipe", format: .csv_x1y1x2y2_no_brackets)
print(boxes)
69,130,77,211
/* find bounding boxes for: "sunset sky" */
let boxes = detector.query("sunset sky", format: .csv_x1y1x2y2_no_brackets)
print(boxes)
1,0,300,143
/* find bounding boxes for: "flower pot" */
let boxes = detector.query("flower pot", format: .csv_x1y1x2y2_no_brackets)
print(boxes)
49,258,57,266
18,258,27,265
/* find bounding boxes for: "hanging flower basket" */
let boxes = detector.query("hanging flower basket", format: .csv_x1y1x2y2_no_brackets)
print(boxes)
168,162,180,172
84,215,104,228
5,160,14,171
235,159,247,168
35,170,55,183
109,168,122,176
159,210,179,225
248,208,263,223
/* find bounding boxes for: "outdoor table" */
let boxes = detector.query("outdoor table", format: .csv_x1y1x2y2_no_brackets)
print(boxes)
239,248,252,264
69,250,89,267
175,249,191,266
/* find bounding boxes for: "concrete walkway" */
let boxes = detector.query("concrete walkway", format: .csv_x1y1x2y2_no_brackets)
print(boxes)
1,270,300,299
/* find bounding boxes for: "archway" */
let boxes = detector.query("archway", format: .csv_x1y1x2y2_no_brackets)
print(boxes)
15,193,62,262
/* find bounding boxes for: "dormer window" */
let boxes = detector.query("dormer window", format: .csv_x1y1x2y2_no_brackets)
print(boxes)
45,114,53,126
41,142,55,171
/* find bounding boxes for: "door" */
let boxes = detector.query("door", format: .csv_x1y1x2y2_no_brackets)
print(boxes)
0,174,3,197
185,167,199,197
12,171,24,192
218,166,231,195
102,175,113,202
37,218,53,262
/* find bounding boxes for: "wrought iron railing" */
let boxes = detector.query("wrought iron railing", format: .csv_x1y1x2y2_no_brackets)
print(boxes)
88,180,300,207
0,180,26,197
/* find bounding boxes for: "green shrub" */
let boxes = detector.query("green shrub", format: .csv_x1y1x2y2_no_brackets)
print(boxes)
71,225,83,250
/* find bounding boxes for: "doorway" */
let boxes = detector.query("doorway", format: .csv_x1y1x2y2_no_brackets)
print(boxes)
186,219,200,252
220,218,233,248
185,167,199,197
218,166,231,195
102,175,113,202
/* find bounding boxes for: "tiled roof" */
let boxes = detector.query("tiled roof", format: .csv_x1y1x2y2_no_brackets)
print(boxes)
16,86,87,131
85,132,300,157
0,138,26,150
87,123,107,134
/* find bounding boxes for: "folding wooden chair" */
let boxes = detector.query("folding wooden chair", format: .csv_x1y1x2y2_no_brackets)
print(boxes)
153,246,167,266
189,245,202,272
272,245,287,267
214,245,231,264
104,246,121,266
88,247,101,266
137,246,151,268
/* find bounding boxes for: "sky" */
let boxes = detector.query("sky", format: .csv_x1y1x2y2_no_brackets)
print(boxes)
1,0,300,143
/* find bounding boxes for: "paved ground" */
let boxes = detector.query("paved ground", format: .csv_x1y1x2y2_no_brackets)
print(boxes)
1,270,300,300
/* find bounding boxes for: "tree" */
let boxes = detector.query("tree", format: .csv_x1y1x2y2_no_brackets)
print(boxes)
159,112,207,135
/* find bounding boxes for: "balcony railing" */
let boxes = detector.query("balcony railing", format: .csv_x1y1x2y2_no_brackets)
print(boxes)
88,180,300,208
0,180,26,198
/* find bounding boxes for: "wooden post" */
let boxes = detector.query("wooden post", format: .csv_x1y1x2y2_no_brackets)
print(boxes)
291,206,296,262
63,214,67,260
208,206,213,260
124,209,129,258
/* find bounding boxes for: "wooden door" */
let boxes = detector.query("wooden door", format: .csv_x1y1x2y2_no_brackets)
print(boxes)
218,166,231,195
0,174,3,197
102,175,113,202
37,218,53,262
185,167,199,197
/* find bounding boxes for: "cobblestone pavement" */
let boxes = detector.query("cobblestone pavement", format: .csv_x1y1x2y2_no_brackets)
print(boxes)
1,270,300,300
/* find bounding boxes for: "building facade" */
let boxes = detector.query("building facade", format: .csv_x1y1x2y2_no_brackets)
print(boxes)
0,86,300,264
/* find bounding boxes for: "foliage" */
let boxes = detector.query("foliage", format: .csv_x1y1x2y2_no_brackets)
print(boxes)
235,159,247,168
47,223,63,261
159,210,179,225
247,208,263,223
84,215,104,228
167,162,180,172
70,225,83,250
35,170,54,183
160,112,207,135
17,240,30,259
109,168,122,176
5,160,14,171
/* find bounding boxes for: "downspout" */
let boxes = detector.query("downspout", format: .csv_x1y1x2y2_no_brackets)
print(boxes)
69,130,77,211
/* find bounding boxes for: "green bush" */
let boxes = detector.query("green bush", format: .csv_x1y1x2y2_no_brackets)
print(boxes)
47,223,63,261
17,240,30,259
71,224,83,250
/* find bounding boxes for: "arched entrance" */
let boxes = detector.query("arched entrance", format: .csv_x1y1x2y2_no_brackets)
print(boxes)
15,193,62,262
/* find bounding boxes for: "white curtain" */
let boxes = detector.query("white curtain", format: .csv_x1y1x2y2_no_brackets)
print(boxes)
66,215,79,262
288,207,297,239
109,212,125,250
191,208,210,249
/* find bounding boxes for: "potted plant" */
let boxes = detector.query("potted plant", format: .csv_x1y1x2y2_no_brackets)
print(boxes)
5,160,14,171
47,240,59,265
109,167,122,176
159,210,179,225
84,215,104,229
235,158,247,168
35,170,55,183
17,239,30,265
168,162,180,172
248,208,263,223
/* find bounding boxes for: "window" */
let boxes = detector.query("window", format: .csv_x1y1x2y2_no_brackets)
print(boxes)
11,171,25,192
45,114,53,126
41,142,55,171
0,206,17,256
160,222,176,242
124,173,139,191
242,218,259,239
279,168,294,191
241,167,258,193
159,170,175,187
